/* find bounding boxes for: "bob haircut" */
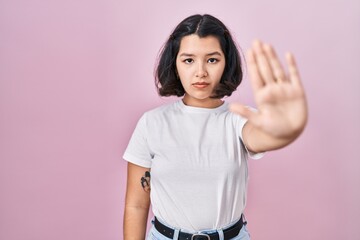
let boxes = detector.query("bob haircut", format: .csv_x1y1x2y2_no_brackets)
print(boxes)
155,14,243,99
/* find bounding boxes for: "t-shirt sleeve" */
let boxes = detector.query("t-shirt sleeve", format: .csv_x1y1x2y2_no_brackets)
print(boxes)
123,113,153,168
236,107,265,160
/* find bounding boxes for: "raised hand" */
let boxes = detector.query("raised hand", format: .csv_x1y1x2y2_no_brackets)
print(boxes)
230,40,308,141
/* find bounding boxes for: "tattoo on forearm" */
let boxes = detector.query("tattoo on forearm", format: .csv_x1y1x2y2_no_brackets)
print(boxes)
141,171,151,192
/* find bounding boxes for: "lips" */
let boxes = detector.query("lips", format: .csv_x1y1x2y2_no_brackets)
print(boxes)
192,82,210,89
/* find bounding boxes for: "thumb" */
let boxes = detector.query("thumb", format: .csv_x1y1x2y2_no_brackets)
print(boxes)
229,103,257,119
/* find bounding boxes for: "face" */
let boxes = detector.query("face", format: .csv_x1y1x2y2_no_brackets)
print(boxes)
176,34,226,108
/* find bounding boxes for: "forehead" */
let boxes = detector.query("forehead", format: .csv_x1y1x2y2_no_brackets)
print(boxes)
178,34,223,55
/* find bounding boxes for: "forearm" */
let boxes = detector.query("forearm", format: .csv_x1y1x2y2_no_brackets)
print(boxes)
243,121,305,153
123,205,150,240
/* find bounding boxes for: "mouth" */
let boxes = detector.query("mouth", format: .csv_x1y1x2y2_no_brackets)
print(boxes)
192,82,210,89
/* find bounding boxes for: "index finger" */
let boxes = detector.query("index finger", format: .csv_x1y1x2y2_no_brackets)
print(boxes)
247,48,264,91
285,52,302,86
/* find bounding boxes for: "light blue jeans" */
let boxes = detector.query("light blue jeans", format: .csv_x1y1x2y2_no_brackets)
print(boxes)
146,218,251,240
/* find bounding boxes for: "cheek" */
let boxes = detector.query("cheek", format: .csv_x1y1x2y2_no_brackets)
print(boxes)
176,67,187,86
219,64,226,80
176,62,184,77
212,66,225,82
177,65,191,81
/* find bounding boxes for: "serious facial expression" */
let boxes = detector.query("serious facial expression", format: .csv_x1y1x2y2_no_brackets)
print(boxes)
176,34,226,108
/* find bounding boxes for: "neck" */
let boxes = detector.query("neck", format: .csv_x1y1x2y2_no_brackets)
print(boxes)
182,95,223,108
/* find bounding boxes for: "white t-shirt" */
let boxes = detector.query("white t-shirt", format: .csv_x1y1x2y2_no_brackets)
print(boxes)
123,100,263,233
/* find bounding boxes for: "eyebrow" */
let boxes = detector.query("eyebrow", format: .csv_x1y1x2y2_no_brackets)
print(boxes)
179,51,223,57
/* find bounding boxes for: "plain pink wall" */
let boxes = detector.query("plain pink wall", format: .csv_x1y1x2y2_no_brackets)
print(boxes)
0,0,359,239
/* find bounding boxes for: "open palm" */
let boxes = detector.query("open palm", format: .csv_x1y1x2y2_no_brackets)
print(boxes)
231,40,308,138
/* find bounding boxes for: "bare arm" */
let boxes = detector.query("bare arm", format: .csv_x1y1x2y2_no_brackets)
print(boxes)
124,162,151,240
230,40,308,153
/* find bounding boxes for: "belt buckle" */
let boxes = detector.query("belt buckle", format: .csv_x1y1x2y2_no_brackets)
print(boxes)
191,233,210,240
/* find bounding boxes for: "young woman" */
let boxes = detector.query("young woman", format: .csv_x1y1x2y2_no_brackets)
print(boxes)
123,14,307,240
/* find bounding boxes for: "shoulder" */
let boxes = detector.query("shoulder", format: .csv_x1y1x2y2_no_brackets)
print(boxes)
135,101,180,127
219,103,256,131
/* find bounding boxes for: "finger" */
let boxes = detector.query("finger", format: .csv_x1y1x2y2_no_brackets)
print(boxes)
253,40,275,84
247,49,264,91
263,43,287,83
285,52,302,86
229,103,262,128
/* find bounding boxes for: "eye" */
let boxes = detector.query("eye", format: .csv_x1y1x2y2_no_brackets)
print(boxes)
184,58,194,64
208,58,218,63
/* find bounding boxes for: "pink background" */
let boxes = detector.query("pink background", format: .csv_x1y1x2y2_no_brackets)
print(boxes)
0,0,359,239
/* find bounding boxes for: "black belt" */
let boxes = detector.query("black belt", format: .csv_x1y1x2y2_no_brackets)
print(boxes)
154,215,245,240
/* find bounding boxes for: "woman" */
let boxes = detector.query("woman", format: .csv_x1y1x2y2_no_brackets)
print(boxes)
123,14,307,240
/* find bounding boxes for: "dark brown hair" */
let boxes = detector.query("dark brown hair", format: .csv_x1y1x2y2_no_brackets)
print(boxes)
155,14,243,99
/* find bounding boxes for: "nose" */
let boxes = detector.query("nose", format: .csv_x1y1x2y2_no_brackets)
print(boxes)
195,63,208,78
